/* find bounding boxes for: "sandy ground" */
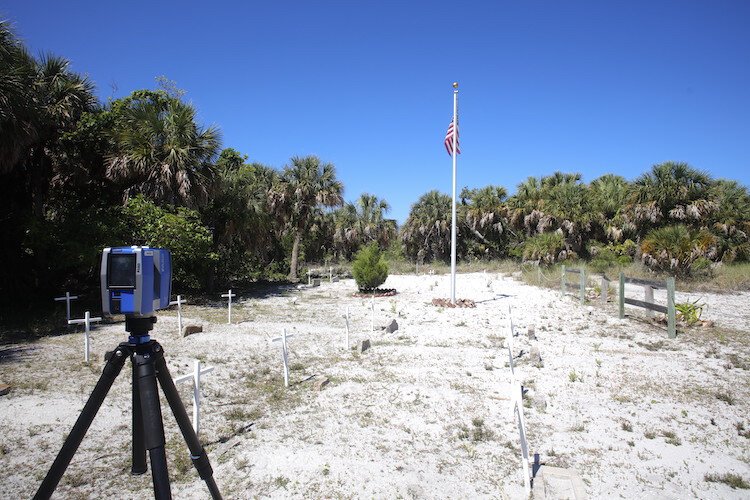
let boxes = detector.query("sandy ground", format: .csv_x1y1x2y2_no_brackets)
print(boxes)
1,272,749,499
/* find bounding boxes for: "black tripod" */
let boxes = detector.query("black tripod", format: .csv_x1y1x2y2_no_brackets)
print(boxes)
34,316,222,500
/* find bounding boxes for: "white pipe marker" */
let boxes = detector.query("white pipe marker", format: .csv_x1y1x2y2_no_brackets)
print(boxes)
54,292,79,322
174,359,215,436
169,295,186,334
68,311,102,363
221,289,236,324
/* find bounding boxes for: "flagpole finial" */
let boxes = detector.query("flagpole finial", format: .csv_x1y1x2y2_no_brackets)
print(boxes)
452,82,459,89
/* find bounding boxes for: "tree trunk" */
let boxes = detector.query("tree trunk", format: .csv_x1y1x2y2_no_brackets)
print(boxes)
288,230,301,281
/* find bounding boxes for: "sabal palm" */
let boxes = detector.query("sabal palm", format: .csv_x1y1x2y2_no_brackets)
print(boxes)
106,91,220,207
0,21,37,172
461,185,507,251
269,155,343,280
334,194,394,259
401,190,452,262
633,161,713,222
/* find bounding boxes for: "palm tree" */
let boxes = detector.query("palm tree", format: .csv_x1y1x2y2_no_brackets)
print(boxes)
105,90,220,207
401,190,453,262
268,155,343,281
334,193,395,259
0,20,37,173
630,161,714,231
460,185,508,256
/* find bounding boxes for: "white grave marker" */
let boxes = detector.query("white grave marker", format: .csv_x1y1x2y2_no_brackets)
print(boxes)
169,295,186,334
221,289,236,324
271,328,296,387
307,269,311,286
174,360,215,436
370,296,375,333
329,266,333,283
54,291,79,322
510,380,532,496
343,306,350,349
68,311,102,363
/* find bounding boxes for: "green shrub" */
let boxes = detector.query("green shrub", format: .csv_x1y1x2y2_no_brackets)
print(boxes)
522,232,565,264
123,196,217,289
352,243,388,290
641,225,718,276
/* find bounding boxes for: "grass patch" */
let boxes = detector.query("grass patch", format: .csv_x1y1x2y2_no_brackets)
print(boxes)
717,391,735,405
705,472,750,489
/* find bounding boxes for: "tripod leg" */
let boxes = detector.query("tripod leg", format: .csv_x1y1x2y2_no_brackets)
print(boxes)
134,348,172,500
34,346,129,500
131,359,147,475
154,352,223,500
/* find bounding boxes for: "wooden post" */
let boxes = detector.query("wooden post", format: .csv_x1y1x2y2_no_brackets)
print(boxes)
68,311,102,363
370,295,375,334
619,272,625,319
667,277,676,339
579,270,586,304
561,264,566,297
643,285,654,317
329,266,333,283
307,269,311,286
537,266,542,285
600,276,609,304
54,292,79,323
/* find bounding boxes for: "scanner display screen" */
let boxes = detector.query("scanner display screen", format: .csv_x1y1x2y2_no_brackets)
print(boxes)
108,254,136,288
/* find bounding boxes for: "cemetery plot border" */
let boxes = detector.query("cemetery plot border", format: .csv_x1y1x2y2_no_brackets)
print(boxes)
618,273,676,339
560,265,586,304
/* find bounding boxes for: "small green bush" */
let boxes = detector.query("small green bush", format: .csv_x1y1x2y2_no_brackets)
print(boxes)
352,243,388,290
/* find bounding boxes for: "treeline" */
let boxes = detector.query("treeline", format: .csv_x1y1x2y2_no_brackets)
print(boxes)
407,167,750,275
0,21,396,307
2,20,750,311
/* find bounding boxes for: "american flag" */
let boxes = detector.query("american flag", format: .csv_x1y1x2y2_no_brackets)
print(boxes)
444,118,460,156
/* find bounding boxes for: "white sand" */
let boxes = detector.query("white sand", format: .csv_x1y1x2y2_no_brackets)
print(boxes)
1,273,749,499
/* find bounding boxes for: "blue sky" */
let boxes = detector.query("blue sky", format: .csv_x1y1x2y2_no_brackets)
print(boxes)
3,1,749,223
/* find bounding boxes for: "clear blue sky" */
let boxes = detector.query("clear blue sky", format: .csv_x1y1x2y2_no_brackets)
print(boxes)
3,1,749,223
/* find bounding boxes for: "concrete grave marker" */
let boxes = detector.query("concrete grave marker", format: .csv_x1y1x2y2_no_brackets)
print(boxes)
174,359,215,436
221,289,236,324
54,292,79,323
169,295,186,335
385,319,398,333
68,311,102,363
271,328,296,387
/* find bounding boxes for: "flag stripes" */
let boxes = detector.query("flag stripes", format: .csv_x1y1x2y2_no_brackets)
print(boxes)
444,119,460,156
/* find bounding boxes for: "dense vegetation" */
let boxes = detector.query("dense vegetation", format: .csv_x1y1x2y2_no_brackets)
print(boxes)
2,20,749,319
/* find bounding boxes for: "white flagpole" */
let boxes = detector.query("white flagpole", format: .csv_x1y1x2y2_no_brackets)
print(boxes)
450,82,459,305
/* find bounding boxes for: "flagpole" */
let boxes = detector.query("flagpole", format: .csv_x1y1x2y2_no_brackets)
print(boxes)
450,82,458,305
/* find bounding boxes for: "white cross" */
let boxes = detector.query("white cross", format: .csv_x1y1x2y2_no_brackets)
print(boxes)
509,379,532,496
174,360,215,436
271,328,296,387
68,311,102,363
343,306,350,349
54,292,79,322
221,289,236,324
307,269,311,286
506,305,516,377
329,266,333,283
169,295,186,334
370,296,375,334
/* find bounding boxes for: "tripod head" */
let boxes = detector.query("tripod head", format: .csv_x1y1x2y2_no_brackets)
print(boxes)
125,315,157,344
